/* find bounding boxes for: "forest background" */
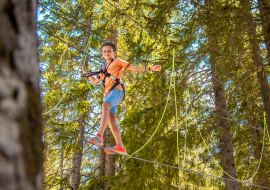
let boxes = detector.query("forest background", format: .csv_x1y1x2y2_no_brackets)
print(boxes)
37,0,270,189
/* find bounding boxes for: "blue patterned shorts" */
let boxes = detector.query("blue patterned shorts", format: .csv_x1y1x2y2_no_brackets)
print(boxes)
103,89,124,115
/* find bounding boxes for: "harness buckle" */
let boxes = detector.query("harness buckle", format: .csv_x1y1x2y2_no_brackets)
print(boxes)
109,75,117,80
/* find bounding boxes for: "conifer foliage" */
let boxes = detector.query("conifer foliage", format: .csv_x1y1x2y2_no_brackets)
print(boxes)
38,0,270,189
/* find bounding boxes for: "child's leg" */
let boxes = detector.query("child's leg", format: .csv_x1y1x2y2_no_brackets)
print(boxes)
91,88,124,147
98,101,111,136
109,112,124,147
89,101,111,146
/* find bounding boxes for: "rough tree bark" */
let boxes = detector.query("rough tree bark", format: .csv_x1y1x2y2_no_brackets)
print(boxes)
70,119,85,190
70,19,91,190
60,103,66,189
242,0,270,187
210,49,239,190
204,0,239,189
0,0,43,190
257,0,270,64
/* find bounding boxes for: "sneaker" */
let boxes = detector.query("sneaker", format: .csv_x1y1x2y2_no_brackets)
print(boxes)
105,144,128,156
89,133,103,146
104,147,116,155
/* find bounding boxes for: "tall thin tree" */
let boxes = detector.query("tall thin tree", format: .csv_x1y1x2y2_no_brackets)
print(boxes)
70,18,91,190
241,0,270,187
205,0,239,189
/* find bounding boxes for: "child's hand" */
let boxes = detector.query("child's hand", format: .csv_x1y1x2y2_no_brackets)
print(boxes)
99,73,105,80
151,65,162,71
82,65,87,74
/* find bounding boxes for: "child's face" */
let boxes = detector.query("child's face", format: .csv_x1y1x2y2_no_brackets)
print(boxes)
102,45,117,60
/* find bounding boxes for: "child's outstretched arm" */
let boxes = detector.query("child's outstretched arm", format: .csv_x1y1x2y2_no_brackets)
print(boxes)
82,65,104,84
126,65,162,72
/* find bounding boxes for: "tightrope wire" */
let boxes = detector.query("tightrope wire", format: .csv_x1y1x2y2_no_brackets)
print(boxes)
46,123,270,190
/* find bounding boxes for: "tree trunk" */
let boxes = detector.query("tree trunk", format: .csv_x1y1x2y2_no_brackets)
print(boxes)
0,0,43,190
70,19,91,190
242,0,270,187
204,0,239,189
98,129,106,188
70,119,85,190
210,51,239,190
98,1,119,188
60,142,64,189
104,128,116,189
257,0,270,64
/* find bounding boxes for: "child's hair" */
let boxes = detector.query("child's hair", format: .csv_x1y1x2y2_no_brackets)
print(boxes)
101,41,117,52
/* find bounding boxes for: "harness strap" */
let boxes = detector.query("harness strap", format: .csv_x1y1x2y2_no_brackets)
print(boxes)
104,73,125,100
84,70,105,79
102,59,125,101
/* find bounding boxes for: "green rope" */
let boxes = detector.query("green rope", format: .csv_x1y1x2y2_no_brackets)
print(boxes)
82,37,102,111
195,112,266,182
129,49,175,157
266,118,270,143
43,36,92,115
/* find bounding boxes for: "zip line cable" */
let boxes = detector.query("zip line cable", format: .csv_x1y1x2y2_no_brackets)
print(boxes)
46,123,270,190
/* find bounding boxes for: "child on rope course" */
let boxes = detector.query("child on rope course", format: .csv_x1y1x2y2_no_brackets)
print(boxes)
82,41,161,156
